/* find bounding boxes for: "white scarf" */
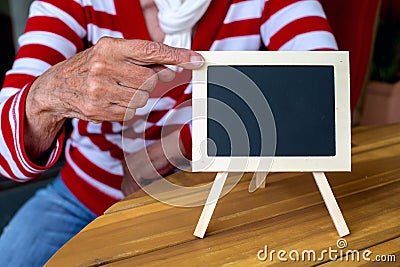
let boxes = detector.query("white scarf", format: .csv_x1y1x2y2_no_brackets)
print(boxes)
154,0,212,50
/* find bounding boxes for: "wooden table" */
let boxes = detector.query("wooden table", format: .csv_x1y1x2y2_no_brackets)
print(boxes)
46,124,400,266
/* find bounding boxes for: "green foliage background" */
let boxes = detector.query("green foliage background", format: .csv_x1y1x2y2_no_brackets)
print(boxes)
370,20,400,83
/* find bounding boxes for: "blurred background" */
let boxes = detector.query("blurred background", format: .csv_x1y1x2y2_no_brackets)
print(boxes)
0,0,60,233
0,0,399,232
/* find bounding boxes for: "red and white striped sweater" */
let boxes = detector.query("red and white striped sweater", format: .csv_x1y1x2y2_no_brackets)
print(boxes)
0,0,337,215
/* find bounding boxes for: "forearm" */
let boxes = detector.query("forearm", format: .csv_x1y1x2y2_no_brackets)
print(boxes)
0,0,86,177
0,84,65,181
24,87,66,164
22,60,77,163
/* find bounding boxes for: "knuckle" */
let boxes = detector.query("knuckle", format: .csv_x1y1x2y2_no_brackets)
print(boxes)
90,37,118,66
142,72,158,91
148,74,159,88
135,40,186,65
144,42,163,58
85,78,102,96
167,48,183,64
96,36,114,48
123,109,136,121
89,61,107,75
130,90,149,108
137,91,149,107
91,40,105,56
80,102,98,118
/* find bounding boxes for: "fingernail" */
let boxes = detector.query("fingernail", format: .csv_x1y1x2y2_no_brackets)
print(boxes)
190,55,204,67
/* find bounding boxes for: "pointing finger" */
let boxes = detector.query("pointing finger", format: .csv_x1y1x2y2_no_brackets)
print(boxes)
121,39,204,69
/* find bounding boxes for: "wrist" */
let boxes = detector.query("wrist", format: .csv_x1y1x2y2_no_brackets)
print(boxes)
26,75,66,124
24,79,66,163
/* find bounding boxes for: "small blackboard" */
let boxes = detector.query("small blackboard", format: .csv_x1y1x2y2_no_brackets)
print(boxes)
192,51,350,172
192,52,351,239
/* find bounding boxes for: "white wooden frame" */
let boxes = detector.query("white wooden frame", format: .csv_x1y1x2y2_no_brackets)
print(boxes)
192,51,351,172
192,51,351,238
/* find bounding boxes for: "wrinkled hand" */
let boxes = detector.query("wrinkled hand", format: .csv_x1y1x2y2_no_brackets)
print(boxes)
24,37,202,162
27,37,203,123
121,130,188,197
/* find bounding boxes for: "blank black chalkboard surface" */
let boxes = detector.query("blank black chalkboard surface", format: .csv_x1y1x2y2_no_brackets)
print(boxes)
192,51,350,172
207,65,335,157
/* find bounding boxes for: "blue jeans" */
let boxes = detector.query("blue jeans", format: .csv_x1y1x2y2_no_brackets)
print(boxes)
0,175,97,267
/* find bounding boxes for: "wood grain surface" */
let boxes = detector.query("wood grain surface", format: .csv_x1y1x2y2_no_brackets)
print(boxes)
45,124,400,266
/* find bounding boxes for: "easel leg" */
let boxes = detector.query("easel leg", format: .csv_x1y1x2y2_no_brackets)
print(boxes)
312,172,350,237
248,172,267,192
255,172,267,189
194,172,229,238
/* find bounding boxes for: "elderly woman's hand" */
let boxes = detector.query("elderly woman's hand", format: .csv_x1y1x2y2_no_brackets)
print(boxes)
27,37,202,123
23,37,202,162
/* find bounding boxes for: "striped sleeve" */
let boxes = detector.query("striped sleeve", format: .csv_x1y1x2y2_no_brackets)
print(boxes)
0,0,87,181
260,0,338,51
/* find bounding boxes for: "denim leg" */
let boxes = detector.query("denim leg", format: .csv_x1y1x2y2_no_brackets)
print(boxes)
0,175,97,267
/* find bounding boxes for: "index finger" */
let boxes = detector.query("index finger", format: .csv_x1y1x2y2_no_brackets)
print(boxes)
122,39,204,70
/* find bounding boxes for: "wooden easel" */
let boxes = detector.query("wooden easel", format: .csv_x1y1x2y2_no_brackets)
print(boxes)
194,171,350,238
